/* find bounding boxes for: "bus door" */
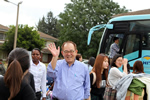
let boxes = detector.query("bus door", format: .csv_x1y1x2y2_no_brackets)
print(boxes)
100,21,129,56
120,33,142,71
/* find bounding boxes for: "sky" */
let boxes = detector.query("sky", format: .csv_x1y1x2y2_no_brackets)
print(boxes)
0,0,150,28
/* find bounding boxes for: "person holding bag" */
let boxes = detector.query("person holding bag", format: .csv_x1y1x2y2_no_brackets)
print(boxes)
104,54,128,100
90,54,109,100
108,54,128,87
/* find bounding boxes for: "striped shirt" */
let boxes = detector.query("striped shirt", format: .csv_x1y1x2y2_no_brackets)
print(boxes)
109,43,119,58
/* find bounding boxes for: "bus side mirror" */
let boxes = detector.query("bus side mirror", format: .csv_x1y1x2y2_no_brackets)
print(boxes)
87,24,113,45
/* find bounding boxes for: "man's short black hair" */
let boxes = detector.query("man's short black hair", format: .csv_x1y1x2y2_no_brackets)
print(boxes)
113,37,119,42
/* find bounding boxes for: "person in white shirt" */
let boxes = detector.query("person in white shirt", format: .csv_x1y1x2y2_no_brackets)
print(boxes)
29,48,46,100
108,54,128,87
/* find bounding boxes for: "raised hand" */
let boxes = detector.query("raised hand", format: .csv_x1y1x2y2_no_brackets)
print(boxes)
123,58,128,65
47,43,60,57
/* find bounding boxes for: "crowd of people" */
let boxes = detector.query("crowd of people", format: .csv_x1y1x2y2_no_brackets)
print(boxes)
0,40,149,100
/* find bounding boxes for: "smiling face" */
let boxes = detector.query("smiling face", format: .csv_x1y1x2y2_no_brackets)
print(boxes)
102,57,109,69
115,57,123,68
61,43,78,66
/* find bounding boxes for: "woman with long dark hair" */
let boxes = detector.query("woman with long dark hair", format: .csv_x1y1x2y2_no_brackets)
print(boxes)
0,48,36,100
108,54,128,87
90,54,109,100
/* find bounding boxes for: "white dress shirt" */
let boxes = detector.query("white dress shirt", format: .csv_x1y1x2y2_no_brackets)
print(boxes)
29,61,46,97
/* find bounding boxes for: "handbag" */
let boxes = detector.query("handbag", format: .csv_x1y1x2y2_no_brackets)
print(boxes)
103,86,117,100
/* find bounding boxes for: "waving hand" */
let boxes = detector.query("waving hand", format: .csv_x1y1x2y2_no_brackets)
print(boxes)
47,43,60,57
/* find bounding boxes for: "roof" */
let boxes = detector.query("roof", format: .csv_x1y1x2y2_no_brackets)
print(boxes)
109,14,150,23
0,24,58,41
41,48,51,54
113,9,150,17
0,24,9,32
38,31,59,42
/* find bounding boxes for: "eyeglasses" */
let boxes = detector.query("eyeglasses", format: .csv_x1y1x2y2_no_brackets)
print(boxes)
116,59,122,63
63,50,75,54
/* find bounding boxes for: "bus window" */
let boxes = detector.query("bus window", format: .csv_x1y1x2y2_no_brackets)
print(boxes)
142,33,150,49
130,21,150,32
123,34,141,61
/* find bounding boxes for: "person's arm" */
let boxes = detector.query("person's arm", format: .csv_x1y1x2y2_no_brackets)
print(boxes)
29,73,35,92
41,65,47,99
111,67,126,78
47,43,60,70
51,56,58,70
123,58,128,74
84,67,90,99
46,89,50,96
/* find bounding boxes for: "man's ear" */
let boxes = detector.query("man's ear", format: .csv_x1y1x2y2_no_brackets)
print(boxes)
76,50,78,53
61,51,63,55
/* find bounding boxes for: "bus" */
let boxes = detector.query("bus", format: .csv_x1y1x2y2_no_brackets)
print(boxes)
87,14,150,74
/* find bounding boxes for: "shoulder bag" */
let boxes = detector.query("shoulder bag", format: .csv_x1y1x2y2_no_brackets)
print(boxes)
103,81,117,100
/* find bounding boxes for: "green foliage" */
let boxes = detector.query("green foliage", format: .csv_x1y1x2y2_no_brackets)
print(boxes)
58,0,130,58
2,25,45,52
36,11,60,38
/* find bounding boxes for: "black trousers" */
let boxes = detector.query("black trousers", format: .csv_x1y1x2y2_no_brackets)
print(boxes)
36,92,41,100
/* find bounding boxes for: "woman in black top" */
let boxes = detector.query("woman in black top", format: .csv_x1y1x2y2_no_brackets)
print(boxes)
24,72,35,92
0,48,36,100
90,54,109,100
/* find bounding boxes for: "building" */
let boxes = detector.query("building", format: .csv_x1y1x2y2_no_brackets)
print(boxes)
0,24,58,63
0,24,9,61
38,31,58,63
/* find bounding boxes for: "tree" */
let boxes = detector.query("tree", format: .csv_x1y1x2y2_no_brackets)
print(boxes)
2,25,45,52
58,0,130,58
37,11,60,38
